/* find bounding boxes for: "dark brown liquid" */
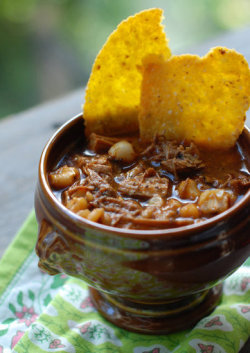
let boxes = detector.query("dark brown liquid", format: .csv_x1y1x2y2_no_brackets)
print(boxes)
49,136,250,229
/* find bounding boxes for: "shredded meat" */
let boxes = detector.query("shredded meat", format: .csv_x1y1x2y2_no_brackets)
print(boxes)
76,155,112,174
50,134,248,230
195,175,221,189
225,174,250,194
83,168,116,197
92,196,141,214
198,189,236,215
90,196,142,227
69,155,116,198
196,173,250,193
85,162,112,177
117,167,169,199
88,133,120,153
142,137,204,176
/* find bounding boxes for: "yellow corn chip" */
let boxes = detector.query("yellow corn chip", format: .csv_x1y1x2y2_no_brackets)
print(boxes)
139,47,250,149
83,8,171,136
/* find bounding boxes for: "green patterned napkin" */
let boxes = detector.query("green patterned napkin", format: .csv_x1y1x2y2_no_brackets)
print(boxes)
0,211,249,353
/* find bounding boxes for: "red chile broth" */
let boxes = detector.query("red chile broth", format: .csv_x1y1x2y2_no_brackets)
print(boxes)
48,133,250,230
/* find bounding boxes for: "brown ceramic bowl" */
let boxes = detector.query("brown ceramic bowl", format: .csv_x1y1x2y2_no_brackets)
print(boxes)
35,113,250,334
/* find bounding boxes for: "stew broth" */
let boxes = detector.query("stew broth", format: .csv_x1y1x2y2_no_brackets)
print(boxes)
49,133,250,230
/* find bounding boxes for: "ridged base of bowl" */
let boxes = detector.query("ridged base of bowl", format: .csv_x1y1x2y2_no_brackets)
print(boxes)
89,284,223,334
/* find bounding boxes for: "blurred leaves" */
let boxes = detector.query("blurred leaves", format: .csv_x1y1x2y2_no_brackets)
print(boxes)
216,0,250,28
0,0,38,23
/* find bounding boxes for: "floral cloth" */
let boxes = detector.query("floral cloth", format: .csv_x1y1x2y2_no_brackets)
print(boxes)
0,211,249,353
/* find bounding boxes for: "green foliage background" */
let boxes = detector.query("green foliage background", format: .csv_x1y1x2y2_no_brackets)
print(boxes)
0,0,250,118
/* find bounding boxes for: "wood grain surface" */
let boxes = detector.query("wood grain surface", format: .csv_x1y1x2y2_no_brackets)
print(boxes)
0,28,249,352
0,88,84,256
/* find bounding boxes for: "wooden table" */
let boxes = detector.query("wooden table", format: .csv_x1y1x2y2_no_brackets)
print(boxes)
0,27,249,352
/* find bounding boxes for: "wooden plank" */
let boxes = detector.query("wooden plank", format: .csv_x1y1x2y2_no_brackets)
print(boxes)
0,89,84,256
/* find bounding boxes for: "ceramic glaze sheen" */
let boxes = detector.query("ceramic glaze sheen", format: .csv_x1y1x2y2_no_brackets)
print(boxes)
35,114,250,334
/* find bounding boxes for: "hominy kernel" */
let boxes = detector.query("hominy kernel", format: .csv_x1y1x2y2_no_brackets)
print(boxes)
142,207,154,218
86,191,94,201
179,203,200,218
166,198,182,210
49,166,79,189
198,189,234,215
177,178,200,200
87,208,104,222
77,209,91,218
108,141,136,163
148,194,164,207
66,197,88,212
102,212,112,225
70,188,86,198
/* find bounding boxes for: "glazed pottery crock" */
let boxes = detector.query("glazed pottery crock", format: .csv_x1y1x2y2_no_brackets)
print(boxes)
35,113,250,334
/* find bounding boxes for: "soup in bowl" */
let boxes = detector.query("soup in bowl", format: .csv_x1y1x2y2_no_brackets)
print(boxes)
35,113,250,334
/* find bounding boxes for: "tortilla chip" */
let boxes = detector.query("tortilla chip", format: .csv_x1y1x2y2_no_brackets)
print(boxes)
83,8,171,136
139,47,250,149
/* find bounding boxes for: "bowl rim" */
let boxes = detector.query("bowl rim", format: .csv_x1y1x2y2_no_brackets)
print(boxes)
38,113,250,239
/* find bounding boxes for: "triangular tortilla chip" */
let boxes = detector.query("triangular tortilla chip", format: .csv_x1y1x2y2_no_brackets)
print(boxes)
83,8,171,136
139,48,250,149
